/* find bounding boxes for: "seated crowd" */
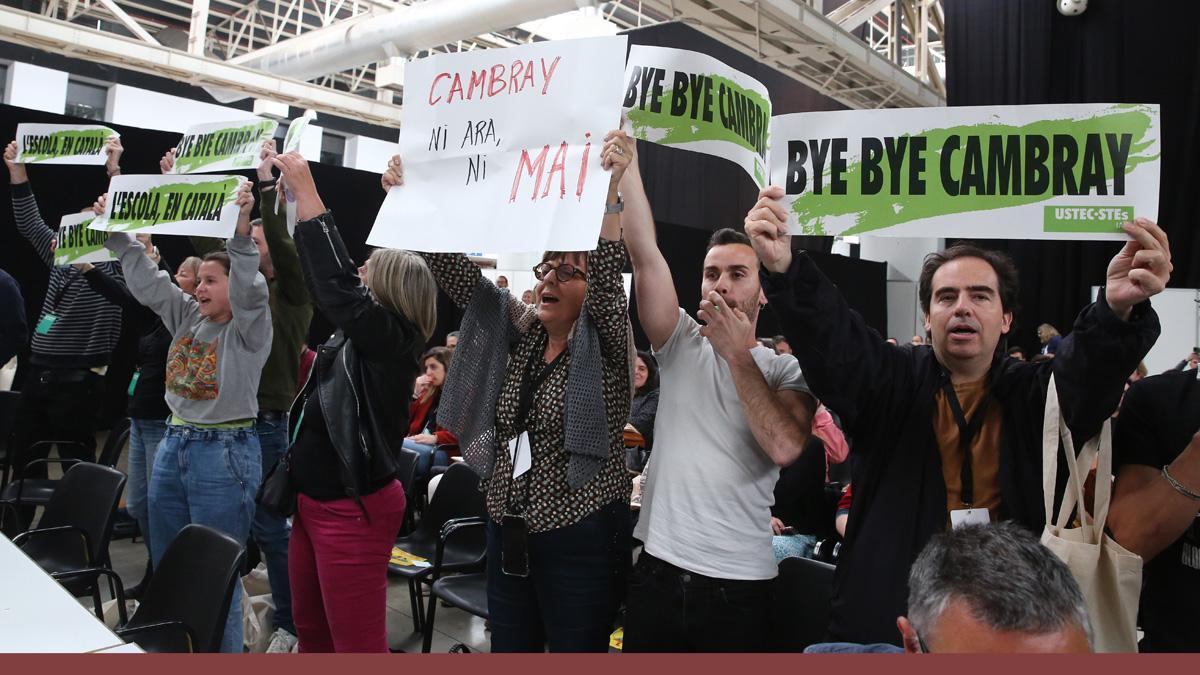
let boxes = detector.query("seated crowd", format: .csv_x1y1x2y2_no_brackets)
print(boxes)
0,128,1197,655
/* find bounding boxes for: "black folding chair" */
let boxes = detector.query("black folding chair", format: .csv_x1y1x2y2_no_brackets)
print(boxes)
770,556,836,651
421,517,489,653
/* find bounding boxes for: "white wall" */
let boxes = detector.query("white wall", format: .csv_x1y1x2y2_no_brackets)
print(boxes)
106,84,255,133
344,134,399,172
1093,286,1199,375
859,236,942,341
5,62,68,114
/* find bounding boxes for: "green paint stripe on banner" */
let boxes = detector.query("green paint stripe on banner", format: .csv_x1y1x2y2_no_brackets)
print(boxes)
1042,205,1134,233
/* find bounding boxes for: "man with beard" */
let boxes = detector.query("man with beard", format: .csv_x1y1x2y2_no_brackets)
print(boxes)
615,134,816,652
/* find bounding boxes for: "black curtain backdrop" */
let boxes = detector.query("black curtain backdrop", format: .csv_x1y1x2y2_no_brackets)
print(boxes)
944,0,1200,354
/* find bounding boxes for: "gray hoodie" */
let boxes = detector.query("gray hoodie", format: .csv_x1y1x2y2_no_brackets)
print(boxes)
106,232,272,424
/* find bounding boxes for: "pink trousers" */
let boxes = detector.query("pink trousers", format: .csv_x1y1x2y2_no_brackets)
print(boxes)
289,479,407,652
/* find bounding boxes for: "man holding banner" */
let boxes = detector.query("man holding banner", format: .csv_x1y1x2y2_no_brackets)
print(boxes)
2,137,124,528
744,184,1167,645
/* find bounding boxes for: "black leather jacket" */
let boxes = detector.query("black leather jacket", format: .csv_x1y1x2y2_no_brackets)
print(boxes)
288,211,424,511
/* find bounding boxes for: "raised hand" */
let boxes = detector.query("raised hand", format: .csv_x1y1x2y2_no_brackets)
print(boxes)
381,155,403,192
258,139,278,182
233,181,255,237
601,129,635,186
743,185,792,274
1106,218,1172,320
92,193,108,216
105,136,123,176
4,140,28,184
272,152,325,220
697,290,755,367
159,148,176,174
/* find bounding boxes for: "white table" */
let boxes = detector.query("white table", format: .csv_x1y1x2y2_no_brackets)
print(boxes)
0,533,128,653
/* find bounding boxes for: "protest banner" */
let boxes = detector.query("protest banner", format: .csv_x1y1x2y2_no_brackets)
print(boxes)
54,212,116,265
89,174,247,237
282,112,315,154
368,36,628,253
769,103,1160,240
622,45,771,187
168,118,277,174
14,123,118,165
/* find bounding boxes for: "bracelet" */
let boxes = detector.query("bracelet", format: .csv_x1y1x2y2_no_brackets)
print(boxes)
258,177,278,189
1162,465,1200,501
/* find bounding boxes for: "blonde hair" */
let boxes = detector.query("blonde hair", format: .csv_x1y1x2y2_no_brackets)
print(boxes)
366,249,437,339
178,256,202,277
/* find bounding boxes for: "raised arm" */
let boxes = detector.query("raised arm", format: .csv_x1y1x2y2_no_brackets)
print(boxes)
6,141,54,268
584,130,633,364
614,135,679,350
747,185,910,436
257,141,309,308
227,182,271,352
104,229,196,336
277,152,422,358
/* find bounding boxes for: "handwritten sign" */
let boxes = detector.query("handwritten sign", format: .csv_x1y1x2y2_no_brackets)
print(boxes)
168,119,277,174
769,103,1160,240
90,174,247,237
15,123,118,165
55,212,116,265
623,45,771,187
368,36,628,253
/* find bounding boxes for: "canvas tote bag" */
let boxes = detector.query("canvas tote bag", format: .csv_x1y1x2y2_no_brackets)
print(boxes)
1040,374,1142,652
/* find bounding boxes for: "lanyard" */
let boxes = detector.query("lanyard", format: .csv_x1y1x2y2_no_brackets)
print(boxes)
506,348,565,512
941,379,992,507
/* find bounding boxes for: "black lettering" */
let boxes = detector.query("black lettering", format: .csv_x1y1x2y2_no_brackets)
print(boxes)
1052,134,1079,195
985,134,1021,195
649,68,666,114
884,136,909,195
959,136,985,195
1024,135,1050,195
785,140,809,194
622,68,641,108
688,73,704,120
809,139,831,195
1078,134,1107,195
909,136,927,195
1106,133,1132,195
940,136,960,197
860,138,884,195
669,71,689,117
830,138,848,195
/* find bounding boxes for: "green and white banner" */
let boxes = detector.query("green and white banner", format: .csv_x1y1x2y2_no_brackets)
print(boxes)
769,103,1160,240
14,123,118,165
623,45,771,187
90,174,247,237
168,118,277,174
282,111,315,154
54,212,116,265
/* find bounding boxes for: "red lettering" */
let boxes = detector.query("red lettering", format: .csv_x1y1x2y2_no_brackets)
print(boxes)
542,142,569,199
509,60,525,93
428,72,450,105
575,133,591,200
488,64,507,97
540,56,562,95
521,61,535,92
467,69,487,100
447,73,465,103
510,145,551,202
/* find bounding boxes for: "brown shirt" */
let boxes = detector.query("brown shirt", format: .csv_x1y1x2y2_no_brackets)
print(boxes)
933,378,1003,520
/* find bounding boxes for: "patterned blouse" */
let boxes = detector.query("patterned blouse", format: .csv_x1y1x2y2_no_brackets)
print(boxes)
422,239,632,533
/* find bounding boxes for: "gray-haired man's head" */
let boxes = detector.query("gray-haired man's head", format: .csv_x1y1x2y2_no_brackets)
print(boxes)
896,522,1093,653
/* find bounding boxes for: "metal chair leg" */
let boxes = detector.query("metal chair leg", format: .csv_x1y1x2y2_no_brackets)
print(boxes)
421,588,439,653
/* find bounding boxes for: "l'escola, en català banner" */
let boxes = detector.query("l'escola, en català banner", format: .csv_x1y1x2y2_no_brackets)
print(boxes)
14,123,118,165
89,174,248,237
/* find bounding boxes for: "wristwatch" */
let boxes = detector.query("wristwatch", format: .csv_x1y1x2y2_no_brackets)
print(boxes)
605,195,624,215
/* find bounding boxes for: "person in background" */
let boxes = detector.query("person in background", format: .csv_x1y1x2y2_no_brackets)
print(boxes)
0,268,27,367
773,335,793,355
161,140,312,651
383,128,634,652
911,334,924,346
834,484,852,538
1108,371,1200,652
496,274,509,289
1170,349,1200,372
1037,323,1062,357
174,256,201,295
522,289,535,305
758,336,776,353
445,330,460,351
1007,346,1025,361
102,181,269,653
404,346,459,480
626,350,660,472
885,337,899,346
76,231,181,597
3,137,124,526
273,152,430,653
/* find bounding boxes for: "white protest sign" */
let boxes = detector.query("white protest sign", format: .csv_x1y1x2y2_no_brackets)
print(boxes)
54,212,117,265
623,45,771,187
89,174,247,237
282,112,316,154
769,103,1160,240
368,36,628,253
168,118,277,174
14,123,118,165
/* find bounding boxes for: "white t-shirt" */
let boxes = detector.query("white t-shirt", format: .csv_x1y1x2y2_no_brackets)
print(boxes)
634,308,812,580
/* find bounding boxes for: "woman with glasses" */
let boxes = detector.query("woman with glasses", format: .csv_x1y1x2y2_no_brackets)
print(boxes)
379,128,635,652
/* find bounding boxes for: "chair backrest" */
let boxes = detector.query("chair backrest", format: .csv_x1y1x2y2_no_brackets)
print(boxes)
130,524,245,653
38,463,126,565
97,418,132,468
419,462,485,536
395,446,419,500
0,389,19,458
770,556,836,651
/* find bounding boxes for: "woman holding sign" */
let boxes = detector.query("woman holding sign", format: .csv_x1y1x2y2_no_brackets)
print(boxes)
271,151,434,653
380,129,636,653
99,181,271,654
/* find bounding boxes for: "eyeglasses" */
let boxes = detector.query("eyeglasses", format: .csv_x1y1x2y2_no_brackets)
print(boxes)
532,261,587,283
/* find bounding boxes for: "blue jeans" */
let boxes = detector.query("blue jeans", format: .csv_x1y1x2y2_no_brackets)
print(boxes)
771,533,818,563
252,416,293,634
149,424,262,653
126,418,167,558
485,501,630,652
401,439,449,481
804,642,904,654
